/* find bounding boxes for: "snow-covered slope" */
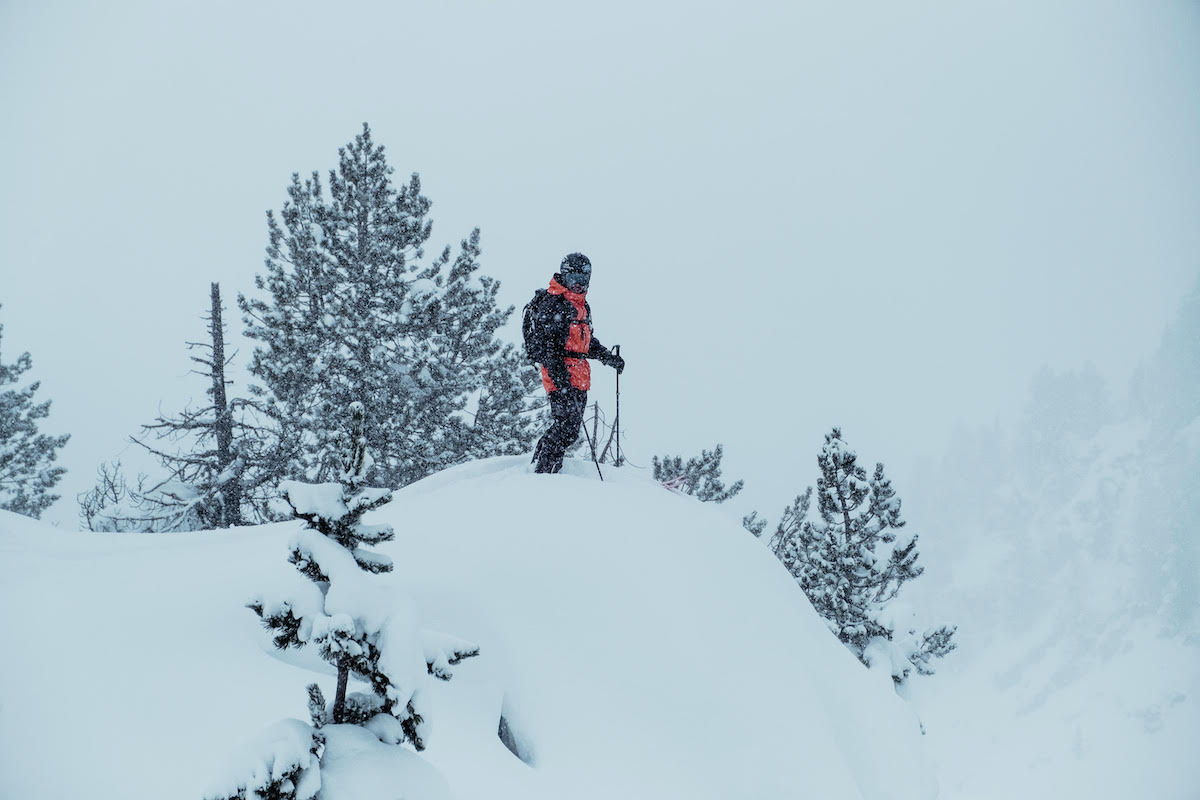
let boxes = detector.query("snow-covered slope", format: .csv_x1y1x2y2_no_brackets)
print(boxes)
0,457,935,800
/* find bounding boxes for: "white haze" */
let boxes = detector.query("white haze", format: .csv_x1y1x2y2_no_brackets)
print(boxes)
2,1,1198,525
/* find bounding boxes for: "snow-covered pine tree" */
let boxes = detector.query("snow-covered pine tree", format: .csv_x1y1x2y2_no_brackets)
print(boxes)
0,306,70,518
238,123,539,491
767,428,955,683
652,444,744,502
761,488,813,570
80,284,291,531
246,399,478,752
741,511,768,536
459,348,543,462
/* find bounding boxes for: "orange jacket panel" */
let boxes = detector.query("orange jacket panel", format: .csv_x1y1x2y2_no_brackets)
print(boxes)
539,278,593,392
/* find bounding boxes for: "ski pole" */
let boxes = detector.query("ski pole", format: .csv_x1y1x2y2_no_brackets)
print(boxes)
580,416,604,481
613,344,621,467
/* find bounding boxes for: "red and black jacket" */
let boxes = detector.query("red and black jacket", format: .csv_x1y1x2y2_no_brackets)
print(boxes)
529,275,614,392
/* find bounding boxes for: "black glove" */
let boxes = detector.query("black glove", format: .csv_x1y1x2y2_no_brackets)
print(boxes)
605,352,625,375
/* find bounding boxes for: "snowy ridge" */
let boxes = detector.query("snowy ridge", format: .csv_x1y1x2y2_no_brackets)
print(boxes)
0,456,935,799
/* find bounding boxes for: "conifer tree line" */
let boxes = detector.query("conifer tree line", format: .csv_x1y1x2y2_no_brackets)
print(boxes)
659,431,956,684
79,123,541,531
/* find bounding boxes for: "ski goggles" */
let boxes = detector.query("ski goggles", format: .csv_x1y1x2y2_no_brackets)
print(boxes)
561,268,591,290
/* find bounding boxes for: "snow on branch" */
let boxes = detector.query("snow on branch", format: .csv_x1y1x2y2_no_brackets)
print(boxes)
423,630,483,681
204,719,324,800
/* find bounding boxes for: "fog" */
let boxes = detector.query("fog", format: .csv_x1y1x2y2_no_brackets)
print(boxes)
2,0,1198,527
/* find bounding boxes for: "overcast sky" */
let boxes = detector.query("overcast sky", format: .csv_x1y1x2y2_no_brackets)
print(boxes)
3,0,1198,527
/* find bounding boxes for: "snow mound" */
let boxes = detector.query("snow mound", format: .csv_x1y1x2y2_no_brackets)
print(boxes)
0,457,935,800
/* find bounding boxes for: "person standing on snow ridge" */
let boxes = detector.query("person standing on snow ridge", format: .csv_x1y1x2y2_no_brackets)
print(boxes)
528,253,625,474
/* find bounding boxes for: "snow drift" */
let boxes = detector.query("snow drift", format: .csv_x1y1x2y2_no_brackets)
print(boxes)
0,456,935,799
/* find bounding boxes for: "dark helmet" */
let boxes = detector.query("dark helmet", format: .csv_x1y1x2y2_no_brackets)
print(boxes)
559,252,592,292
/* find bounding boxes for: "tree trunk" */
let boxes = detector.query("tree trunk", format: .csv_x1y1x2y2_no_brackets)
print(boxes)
209,283,243,525
333,660,350,724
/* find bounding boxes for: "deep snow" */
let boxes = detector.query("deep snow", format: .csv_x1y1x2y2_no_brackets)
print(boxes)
0,456,935,800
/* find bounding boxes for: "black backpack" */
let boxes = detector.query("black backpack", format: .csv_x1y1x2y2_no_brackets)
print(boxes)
521,289,549,364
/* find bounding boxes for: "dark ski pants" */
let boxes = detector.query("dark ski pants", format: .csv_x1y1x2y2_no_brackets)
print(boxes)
533,387,587,474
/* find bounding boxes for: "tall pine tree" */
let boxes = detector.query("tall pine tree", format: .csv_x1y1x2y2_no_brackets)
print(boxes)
0,306,70,519
239,123,539,490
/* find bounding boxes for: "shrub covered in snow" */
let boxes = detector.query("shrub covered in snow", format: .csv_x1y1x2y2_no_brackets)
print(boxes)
653,444,744,503
213,402,478,798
